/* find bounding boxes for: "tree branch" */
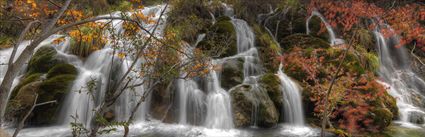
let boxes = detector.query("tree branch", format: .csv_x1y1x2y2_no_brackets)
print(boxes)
12,94,56,137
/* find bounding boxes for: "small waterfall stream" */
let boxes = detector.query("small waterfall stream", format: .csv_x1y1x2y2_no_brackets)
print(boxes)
374,28,425,127
306,11,344,46
277,64,305,125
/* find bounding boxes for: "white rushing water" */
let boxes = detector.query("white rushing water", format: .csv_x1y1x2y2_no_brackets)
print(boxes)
57,4,169,127
374,28,425,127
277,64,305,125
306,11,344,46
1,3,325,137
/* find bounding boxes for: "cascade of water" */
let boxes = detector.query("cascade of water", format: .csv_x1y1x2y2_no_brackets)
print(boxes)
204,69,234,129
306,11,344,46
231,19,260,78
374,29,425,127
177,36,207,125
177,79,206,125
277,64,305,125
58,4,169,126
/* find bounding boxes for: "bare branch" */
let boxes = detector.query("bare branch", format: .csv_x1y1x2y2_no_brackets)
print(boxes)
11,94,55,137
42,0,72,34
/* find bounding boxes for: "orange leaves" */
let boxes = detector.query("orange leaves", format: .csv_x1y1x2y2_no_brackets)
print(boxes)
53,37,66,45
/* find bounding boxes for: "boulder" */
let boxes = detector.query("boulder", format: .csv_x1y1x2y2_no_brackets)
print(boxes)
280,34,330,51
150,80,176,123
220,58,244,90
7,45,77,125
253,25,281,73
230,84,278,128
46,64,78,78
27,46,62,74
370,108,394,129
198,16,237,58
409,111,425,124
258,73,284,120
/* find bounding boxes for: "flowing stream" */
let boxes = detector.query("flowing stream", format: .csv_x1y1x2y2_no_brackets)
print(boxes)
306,11,344,46
374,28,425,127
277,64,305,125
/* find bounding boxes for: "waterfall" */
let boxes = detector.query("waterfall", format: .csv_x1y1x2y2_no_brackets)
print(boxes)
374,28,425,127
231,19,260,78
56,4,169,126
177,40,207,125
204,69,234,129
277,64,305,125
306,11,344,46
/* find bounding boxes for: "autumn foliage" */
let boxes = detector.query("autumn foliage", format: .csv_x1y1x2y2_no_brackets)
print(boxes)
308,0,425,50
282,46,397,134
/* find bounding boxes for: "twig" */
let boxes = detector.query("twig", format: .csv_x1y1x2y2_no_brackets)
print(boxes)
320,43,354,137
12,94,57,137
410,43,425,66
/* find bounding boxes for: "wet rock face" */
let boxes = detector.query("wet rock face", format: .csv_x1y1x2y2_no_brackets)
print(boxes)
150,80,175,123
258,73,284,120
220,58,244,90
6,46,77,125
409,111,425,124
197,16,237,58
230,84,278,128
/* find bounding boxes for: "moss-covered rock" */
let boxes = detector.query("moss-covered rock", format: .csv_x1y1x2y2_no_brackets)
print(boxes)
258,73,284,120
408,111,425,124
379,124,425,137
10,73,43,99
27,46,62,74
350,29,375,51
370,108,393,129
230,84,279,128
221,58,244,90
197,17,237,58
11,74,76,125
280,34,330,51
47,64,78,79
7,46,77,125
253,24,281,72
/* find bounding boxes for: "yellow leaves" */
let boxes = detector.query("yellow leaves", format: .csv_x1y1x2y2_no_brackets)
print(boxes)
123,21,140,36
26,0,37,9
118,52,126,59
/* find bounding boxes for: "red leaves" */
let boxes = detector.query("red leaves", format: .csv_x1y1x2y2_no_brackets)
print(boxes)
308,0,424,51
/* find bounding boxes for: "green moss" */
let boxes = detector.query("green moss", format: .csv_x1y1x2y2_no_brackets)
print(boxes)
281,34,330,51
115,1,132,11
166,0,212,43
383,92,399,118
370,108,393,129
378,124,425,137
259,73,283,108
27,46,61,74
0,35,13,49
197,18,237,58
40,75,76,97
10,73,43,99
252,24,281,72
47,64,78,79
351,29,375,50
